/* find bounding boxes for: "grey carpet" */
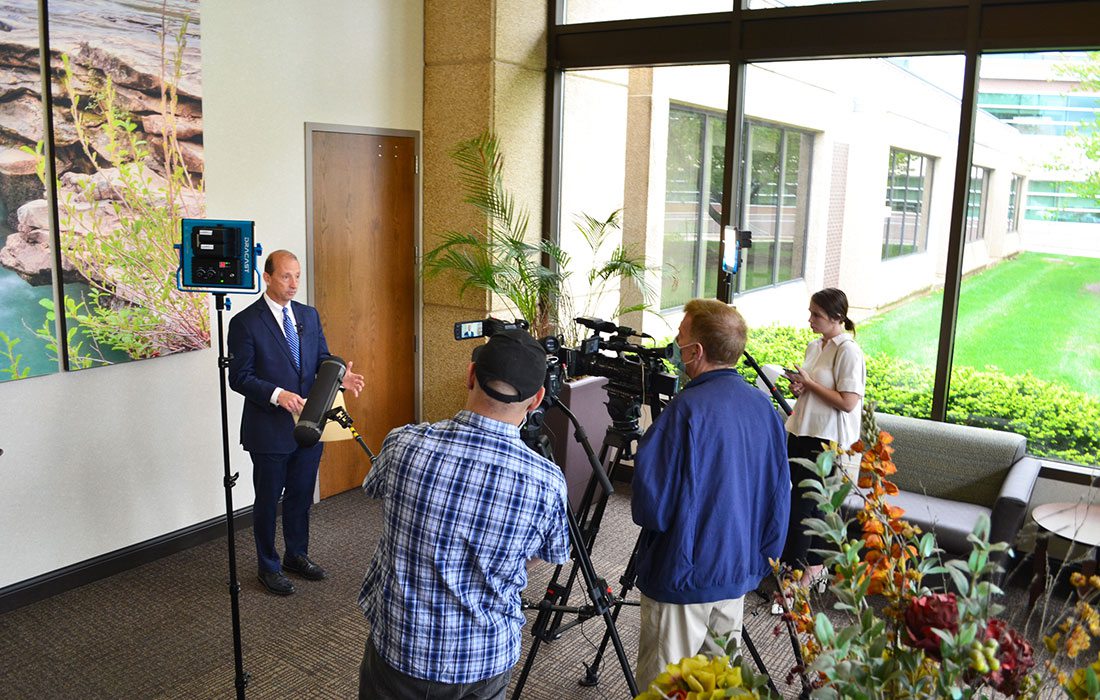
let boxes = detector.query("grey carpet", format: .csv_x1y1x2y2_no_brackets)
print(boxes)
0,481,1062,699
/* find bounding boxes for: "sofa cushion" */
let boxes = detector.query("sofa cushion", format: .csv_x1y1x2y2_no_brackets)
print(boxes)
876,413,1026,508
842,490,994,555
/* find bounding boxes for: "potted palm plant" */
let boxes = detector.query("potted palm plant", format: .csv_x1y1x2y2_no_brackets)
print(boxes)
422,130,656,341
424,130,659,499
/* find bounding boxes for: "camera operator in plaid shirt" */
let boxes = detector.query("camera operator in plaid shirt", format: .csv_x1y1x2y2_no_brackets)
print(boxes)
357,330,571,699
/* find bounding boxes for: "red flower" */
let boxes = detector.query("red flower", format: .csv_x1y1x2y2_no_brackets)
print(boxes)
984,618,1035,695
904,593,958,659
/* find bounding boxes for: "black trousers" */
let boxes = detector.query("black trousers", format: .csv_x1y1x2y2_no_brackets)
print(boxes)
782,434,827,568
358,636,511,700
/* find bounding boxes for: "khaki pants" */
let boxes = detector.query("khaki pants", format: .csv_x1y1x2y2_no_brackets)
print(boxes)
634,594,744,691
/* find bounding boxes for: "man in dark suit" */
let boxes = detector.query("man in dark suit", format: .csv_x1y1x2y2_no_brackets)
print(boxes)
228,249,365,595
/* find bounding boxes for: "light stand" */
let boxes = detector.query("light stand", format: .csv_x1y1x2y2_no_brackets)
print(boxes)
175,220,259,699
213,293,248,700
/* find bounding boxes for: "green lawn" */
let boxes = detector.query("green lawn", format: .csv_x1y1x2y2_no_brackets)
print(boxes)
859,252,1100,397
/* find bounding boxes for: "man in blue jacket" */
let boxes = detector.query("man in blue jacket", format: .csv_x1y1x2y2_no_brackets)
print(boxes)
228,249,364,596
632,298,790,688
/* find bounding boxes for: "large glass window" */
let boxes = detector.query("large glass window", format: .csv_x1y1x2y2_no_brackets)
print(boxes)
663,106,726,309
559,64,729,335
737,56,963,420
964,166,988,243
551,6,1099,473
953,51,1100,469
738,121,813,293
1007,174,1024,232
882,149,934,259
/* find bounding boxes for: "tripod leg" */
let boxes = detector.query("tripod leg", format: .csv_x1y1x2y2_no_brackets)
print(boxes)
511,581,567,699
741,627,781,697
564,508,640,697
516,503,639,697
548,441,624,635
580,537,638,687
581,449,640,686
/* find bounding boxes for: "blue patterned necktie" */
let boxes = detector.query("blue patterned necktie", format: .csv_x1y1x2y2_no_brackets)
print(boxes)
282,306,300,370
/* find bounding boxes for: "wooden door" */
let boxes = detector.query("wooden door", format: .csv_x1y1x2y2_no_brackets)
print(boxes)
311,130,416,498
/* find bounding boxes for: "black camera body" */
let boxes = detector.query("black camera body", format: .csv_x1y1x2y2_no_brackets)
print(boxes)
558,317,678,426
453,316,678,428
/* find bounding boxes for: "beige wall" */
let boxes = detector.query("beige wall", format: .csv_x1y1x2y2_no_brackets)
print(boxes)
421,0,547,421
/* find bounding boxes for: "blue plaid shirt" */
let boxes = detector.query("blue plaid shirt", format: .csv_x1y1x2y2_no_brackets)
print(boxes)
358,410,571,684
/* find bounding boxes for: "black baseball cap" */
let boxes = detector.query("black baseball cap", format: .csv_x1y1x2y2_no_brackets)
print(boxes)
471,330,546,403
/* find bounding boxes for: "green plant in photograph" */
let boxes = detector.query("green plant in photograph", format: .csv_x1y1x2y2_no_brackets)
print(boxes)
31,298,107,371
0,331,30,380
26,14,207,366
423,130,654,340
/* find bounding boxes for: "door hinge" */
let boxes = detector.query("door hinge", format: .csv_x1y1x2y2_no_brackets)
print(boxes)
414,155,419,174
413,334,418,353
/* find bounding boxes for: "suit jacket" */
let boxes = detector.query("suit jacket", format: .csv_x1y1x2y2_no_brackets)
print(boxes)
227,296,331,454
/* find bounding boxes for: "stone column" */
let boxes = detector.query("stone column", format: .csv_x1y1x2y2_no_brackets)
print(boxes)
422,0,547,421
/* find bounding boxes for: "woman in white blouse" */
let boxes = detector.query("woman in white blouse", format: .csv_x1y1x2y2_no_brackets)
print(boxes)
781,288,866,589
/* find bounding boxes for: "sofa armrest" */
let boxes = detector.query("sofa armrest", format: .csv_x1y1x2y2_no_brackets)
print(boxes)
989,456,1041,548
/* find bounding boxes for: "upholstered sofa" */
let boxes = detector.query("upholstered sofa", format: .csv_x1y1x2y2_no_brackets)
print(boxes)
841,412,1041,563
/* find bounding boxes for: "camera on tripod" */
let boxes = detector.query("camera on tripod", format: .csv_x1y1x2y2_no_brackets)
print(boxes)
558,316,678,425
453,315,678,431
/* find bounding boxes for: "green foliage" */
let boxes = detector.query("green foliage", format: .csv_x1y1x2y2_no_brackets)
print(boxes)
32,298,108,370
747,326,1100,465
734,324,818,391
422,131,655,339
0,331,31,380
1055,52,1100,201
789,422,1016,698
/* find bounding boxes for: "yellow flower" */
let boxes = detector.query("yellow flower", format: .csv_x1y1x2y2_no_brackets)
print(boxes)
1067,625,1091,658
1045,632,1061,654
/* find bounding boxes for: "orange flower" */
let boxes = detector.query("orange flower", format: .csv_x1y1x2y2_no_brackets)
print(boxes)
863,519,885,535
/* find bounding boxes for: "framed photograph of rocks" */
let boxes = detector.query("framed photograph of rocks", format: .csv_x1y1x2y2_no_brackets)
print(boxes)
0,0,57,382
46,0,207,371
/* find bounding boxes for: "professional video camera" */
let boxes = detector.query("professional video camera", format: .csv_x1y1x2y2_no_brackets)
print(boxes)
453,316,677,424
558,316,678,428
453,317,567,407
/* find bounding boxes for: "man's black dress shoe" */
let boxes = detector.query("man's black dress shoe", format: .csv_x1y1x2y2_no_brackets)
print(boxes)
258,570,295,596
283,554,327,581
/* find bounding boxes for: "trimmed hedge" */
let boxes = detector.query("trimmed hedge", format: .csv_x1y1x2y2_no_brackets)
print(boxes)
743,325,1100,466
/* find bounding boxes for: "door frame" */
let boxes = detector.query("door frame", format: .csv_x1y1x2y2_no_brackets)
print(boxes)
303,122,423,425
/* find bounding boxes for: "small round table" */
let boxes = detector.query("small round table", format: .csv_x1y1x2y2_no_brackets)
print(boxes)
1027,502,1100,611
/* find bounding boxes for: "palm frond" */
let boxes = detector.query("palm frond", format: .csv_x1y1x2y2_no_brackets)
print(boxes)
574,208,622,252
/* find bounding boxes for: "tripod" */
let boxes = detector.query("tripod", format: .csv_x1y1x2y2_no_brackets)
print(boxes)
212,293,248,700
556,381,783,697
511,396,639,698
